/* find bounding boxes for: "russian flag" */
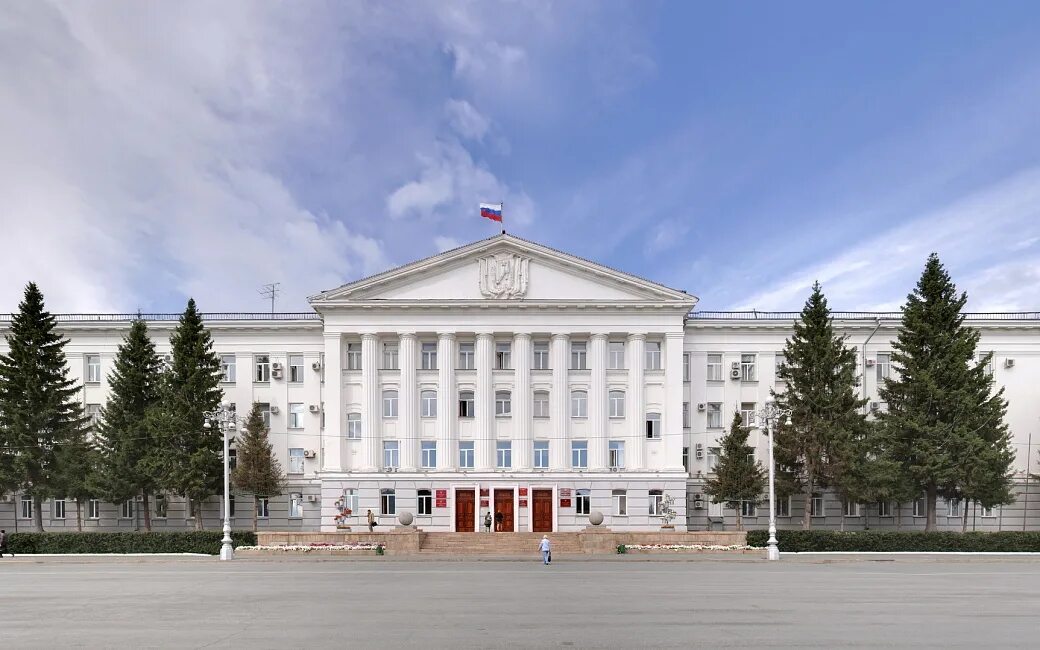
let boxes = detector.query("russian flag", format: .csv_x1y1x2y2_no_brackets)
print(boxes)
480,202,503,222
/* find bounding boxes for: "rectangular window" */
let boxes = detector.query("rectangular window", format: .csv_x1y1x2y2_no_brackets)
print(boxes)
289,493,303,518
53,498,66,520
257,496,270,519
811,495,825,517
575,488,591,515
288,448,305,474
288,403,305,429
775,352,785,382
706,353,723,381
533,392,550,418
776,497,791,517
421,390,438,418
383,343,399,370
570,390,588,418
706,403,722,429
381,489,396,516
229,448,238,471
533,342,550,370
85,354,101,383
571,440,588,468
421,342,437,370
571,342,587,370
288,354,304,383
383,390,399,418
981,505,996,517
20,495,32,519
458,391,475,418
608,390,625,418
85,403,101,429
495,391,512,417
844,502,861,517
608,440,625,469
154,494,167,519
608,342,625,370
981,351,994,376
946,499,961,518
258,402,271,428
878,501,893,517
88,498,101,519
913,497,926,517
383,441,400,469
741,354,756,381
740,402,756,427
459,441,475,469
682,402,690,429
707,447,720,472
683,446,689,472
347,413,362,439
421,441,437,469
496,441,512,469
612,489,627,516
683,352,691,381
418,489,433,516
876,353,891,381
121,500,134,519
649,490,664,515
495,342,511,370
645,413,661,439
645,342,662,370
741,500,757,518
342,489,358,516
533,441,549,469
254,354,270,382
458,343,475,370
221,354,237,383
346,343,362,370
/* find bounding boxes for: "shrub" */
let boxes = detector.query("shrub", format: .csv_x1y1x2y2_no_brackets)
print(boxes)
744,530,1040,552
7,531,258,555
616,544,627,554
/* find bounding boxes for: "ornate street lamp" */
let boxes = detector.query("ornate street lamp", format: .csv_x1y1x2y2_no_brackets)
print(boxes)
204,401,237,561
755,402,790,561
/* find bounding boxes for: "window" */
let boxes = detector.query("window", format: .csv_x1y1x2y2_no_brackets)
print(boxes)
533,391,550,418
258,403,272,428
421,390,437,418
346,343,362,370
458,391,475,418
257,496,270,519
289,493,303,518
20,495,32,519
288,354,304,383
288,448,305,474
740,402,756,427
946,499,961,518
383,390,399,418
82,354,103,383
495,390,512,417
533,342,550,370
88,498,101,519
288,403,305,429
221,354,236,383
347,413,362,439
229,494,236,518
418,489,433,516
459,441,475,469
707,447,720,472
121,500,134,519
981,505,996,517
496,441,512,469
775,352,785,381
776,497,791,517
495,342,511,370
981,351,994,376
844,502,861,517
878,501,893,517
228,448,237,470
381,489,396,515
533,441,549,469
683,446,689,472
608,341,625,369
682,402,690,429
613,489,628,516
342,489,358,515
575,488,591,515
741,354,756,381
683,352,691,381
458,343,475,370
741,500,757,517
706,403,722,429
912,497,926,517
645,342,662,370
706,353,723,381
649,490,664,515
383,441,400,469
383,343,399,370
645,412,661,439
608,440,625,469
421,441,437,468
421,342,437,370
811,495,825,517
154,494,167,519
571,342,587,370
608,391,625,418
53,498,66,520
571,440,588,469
254,354,270,382
570,390,588,418
185,498,196,519
876,353,891,380
85,403,101,429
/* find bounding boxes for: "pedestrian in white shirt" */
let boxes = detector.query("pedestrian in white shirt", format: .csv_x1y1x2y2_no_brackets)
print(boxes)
539,535,551,565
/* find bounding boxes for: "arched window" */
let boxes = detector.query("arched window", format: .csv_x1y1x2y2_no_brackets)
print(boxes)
570,390,588,418
645,412,661,439
495,390,512,416
420,390,437,418
533,391,550,418
608,390,625,418
346,413,361,439
382,390,398,417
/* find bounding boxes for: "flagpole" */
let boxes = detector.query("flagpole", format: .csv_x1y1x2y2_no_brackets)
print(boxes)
501,200,505,235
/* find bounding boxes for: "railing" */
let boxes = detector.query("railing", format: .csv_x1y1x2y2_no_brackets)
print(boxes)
0,312,321,323
688,311,1040,321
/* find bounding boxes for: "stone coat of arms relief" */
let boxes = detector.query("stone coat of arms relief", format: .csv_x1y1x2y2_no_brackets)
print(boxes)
478,254,530,299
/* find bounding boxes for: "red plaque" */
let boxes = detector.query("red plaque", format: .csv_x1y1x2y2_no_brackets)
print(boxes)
560,488,572,497
560,498,572,508
519,499,528,508
435,499,447,508
480,488,489,496
435,489,447,499
519,487,528,496
480,499,489,507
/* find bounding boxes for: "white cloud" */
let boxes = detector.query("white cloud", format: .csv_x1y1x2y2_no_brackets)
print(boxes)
445,99,491,141
434,236,463,253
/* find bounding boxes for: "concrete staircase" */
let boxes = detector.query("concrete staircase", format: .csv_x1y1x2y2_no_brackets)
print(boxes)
419,532,584,555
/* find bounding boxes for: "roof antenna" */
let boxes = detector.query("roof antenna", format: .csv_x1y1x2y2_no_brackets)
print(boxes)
258,283,281,314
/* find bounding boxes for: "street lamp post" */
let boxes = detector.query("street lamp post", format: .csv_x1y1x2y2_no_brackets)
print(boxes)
756,403,790,562
204,402,237,561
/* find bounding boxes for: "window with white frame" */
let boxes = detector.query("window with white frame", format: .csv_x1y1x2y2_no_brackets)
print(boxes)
570,341,587,370
608,341,625,369
706,353,723,381
682,402,690,429
342,489,358,515
421,342,437,370
421,441,436,468
608,390,625,418
844,502,861,517
347,413,362,439
741,353,756,381
288,403,305,429
383,390,399,418
645,342,662,370
288,354,304,383
878,501,893,517
495,391,512,417
775,352,785,381
612,489,627,516
383,343,399,370
912,497,926,517
707,447,720,472
257,496,270,519
575,488,591,515
421,390,437,418
776,496,791,517
533,441,549,469
570,390,588,418
88,498,101,519
571,440,588,468
981,505,996,517
346,343,362,370
946,498,961,518
648,490,664,515
981,351,994,376
645,412,661,439
85,403,101,429
418,489,433,516
608,440,625,469
683,352,691,381
20,495,32,519
810,495,825,517
458,391,475,418
741,500,757,517
289,493,303,518
221,354,236,383
706,402,722,428
496,441,512,469
495,342,511,370
533,391,550,418
876,353,891,380
185,498,196,520
288,448,305,474
254,354,270,382
533,342,550,370
121,500,134,519
53,498,66,520
154,494,167,519
85,354,101,383
380,489,396,516
740,402,756,427
458,343,475,370
459,441,475,469
255,402,271,428
383,441,399,469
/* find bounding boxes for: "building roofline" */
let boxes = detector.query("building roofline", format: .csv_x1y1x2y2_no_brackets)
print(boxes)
0,312,321,323
688,310,1040,321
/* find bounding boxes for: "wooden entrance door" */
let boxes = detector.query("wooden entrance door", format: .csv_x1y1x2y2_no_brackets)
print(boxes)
493,489,514,532
532,489,553,532
455,490,475,532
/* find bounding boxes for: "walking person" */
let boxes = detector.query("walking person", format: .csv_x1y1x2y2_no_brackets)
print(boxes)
367,509,376,533
484,511,492,533
0,529,10,558
539,534,551,565
494,510,504,532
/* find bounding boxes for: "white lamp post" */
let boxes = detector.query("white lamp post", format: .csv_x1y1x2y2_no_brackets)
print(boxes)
755,403,790,561
204,401,236,561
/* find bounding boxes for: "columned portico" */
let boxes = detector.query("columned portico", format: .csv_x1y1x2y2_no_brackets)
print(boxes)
513,332,533,470
550,333,570,470
475,332,495,470
360,333,381,470
589,333,608,471
436,333,457,470
398,332,419,470
627,333,646,470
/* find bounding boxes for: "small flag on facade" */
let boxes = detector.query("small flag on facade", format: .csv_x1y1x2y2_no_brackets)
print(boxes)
480,202,503,222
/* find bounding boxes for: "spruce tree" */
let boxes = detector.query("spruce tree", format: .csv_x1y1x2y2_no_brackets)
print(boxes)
773,282,868,530
150,299,223,530
232,402,285,531
703,412,766,531
95,319,163,530
879,256,1013,530
53,429,100,532
0,283,90,531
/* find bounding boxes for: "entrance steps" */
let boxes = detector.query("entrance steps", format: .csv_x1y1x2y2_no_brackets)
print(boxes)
419,532,583,555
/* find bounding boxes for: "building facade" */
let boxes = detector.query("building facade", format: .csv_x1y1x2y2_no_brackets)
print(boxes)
1,235,1038,533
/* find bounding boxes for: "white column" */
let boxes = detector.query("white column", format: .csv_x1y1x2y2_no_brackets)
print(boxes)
436,333,457,470
322,333,344,472
628,334,646,470
664,332,685,471
360,333,381,470
589,333,608,471
399,333,419,471
550,333,570,469
513,333,532,470
475,333,495,470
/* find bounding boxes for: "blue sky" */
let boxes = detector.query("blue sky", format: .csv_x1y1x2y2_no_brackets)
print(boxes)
2,1,1040,313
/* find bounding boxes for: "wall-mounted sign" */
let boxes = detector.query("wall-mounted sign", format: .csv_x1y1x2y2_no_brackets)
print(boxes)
560,488,572,497
435,489,447,500
560,499,572,508
519,499,528,508
519,488,528,496
480,499,489,508
480,488,490,496
435,499,447,508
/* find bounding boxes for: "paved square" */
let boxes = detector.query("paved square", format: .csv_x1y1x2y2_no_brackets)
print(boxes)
1,557,1038,648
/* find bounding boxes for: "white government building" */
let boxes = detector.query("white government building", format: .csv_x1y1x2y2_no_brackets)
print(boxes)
1,234,1038,533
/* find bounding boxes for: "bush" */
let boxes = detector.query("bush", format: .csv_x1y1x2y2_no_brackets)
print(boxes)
616,544,627,554
744,530,1040,552
7,531,258,555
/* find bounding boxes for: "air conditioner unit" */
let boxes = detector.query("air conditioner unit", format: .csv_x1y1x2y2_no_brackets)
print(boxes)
730,361,740,370
870,402,880,412
306,494,319,503
269,405,280,415
308,404,321,413
865,359,876,367
136,495,145,502
697,403,706,412
695,443,705,459
271,369,283,380
311,361,323,371
303,449,317,459
1004,358,1015,369
693,496,705,510
271,362,283,371
609,466,620,472
0,494,13,503
729,369,741,380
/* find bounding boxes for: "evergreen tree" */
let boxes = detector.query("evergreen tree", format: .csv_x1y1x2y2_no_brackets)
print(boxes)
95,319,163,530
772,282,868,530
53,428,101,532
879,254,1013,531
0,283,90,531
703,412,766,531
150,299,223,530
232,402,285,531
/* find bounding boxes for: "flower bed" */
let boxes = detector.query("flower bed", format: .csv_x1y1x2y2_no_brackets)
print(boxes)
619,543,759,554
236,542,384,556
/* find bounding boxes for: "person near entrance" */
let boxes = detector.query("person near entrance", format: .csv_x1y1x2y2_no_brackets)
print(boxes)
483,511,492,533
539,535,551,565
367,509,376,533
494,510,504,532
